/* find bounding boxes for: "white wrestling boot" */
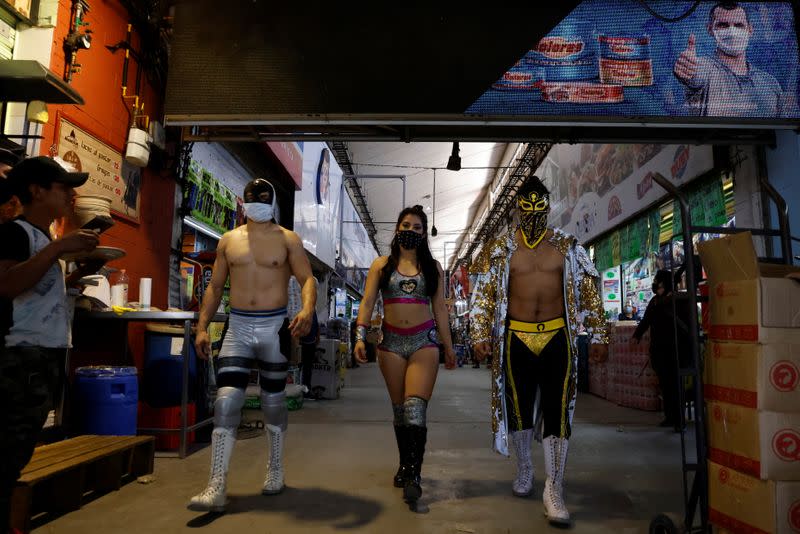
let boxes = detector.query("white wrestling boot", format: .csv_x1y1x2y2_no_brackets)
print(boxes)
542,435,571,526
188,427,236,512
262,424,285,495
510,429,534,497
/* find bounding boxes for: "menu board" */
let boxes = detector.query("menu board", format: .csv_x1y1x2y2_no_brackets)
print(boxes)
57,117,141,222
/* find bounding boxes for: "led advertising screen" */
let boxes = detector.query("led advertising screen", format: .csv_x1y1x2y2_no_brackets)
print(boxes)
468,1,799,123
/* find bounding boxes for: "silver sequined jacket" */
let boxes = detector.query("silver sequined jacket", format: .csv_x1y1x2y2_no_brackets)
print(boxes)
469,227,608,456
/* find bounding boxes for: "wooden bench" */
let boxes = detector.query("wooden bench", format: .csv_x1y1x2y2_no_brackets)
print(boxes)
11,435,155,533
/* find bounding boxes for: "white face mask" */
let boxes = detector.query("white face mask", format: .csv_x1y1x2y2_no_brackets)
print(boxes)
243,202,274,223
624,306,633,314
714,26,750,57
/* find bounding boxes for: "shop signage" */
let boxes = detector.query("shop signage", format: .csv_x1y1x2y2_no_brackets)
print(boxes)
294,142,343,268
469,1,799,123
540,143,713,244
672,176,728,235
57,117,140,222
265,142,303,190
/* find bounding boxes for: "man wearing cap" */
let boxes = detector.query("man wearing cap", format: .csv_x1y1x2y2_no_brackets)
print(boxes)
0,156,100,531
188,177,316,513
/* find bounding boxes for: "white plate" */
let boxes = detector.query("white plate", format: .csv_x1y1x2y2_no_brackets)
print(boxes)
62,246,126,263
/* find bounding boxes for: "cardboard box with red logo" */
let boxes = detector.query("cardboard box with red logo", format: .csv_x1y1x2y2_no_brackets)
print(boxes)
709,461,800,534
707,399,800,481
697,233,800,344
705,341,800,412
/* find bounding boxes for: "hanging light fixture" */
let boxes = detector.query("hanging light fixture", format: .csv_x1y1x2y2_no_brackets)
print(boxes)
446,142,461,171
431,168,438,236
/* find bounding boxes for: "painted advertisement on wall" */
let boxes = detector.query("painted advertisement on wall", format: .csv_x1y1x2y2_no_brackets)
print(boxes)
295,142,343,268
468,1,799,122
539,143,714,243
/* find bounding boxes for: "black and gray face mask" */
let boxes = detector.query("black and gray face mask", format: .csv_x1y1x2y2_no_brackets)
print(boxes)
396,230,424,250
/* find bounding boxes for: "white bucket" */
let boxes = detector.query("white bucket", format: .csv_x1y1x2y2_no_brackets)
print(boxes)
125,127,150,167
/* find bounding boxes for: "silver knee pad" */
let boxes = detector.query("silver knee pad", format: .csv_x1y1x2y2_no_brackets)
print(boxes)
403,396,428,427
260,390,288,431
214,386,245,428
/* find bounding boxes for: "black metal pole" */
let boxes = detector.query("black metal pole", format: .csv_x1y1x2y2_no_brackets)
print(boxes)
759,177,793,265
651,173,709,532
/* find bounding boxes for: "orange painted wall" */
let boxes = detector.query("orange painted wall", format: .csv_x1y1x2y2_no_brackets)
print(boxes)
43,0,174,310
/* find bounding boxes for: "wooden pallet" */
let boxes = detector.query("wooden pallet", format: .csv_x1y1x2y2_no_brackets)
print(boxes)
11,435,155,533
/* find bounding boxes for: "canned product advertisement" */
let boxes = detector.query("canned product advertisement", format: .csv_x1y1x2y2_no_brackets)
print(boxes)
469,0,799,120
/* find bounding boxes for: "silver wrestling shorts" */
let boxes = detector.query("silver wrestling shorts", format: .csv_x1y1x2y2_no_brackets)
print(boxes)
216,307,288,375
378,319,439,359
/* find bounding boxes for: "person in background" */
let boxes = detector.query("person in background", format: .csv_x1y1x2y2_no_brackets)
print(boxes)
632,270,692,431
353,205,456,506
190,178,315,512
288,275,319,398
349,318,359,368
617,300,638,321
0,157,99,532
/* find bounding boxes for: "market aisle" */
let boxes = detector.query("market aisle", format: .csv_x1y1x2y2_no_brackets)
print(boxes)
35,364,685,534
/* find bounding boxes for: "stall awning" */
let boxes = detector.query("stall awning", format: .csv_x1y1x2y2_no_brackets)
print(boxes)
0,60,84,104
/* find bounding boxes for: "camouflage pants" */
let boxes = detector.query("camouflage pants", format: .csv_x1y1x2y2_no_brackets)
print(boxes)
0,346,63,531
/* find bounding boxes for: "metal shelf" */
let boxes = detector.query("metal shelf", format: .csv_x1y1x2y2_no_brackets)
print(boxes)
183,215,224,240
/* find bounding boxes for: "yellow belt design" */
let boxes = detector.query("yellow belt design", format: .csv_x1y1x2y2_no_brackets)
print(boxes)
508,318,566,356
508,317,565,333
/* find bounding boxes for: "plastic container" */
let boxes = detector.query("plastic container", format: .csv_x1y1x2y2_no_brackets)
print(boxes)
74,366,138,435
111,269,129,307
138,401,195,450
125,127,150,167
142,323,197,407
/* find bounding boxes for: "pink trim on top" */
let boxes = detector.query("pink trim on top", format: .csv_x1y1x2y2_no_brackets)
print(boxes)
382,319,436,335
384,297,430,305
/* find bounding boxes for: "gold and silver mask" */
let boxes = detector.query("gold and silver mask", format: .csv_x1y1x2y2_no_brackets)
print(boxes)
517,191,550,249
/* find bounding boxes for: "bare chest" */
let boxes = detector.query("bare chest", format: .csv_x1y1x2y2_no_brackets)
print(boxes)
509,243,564,278
226,232,288,269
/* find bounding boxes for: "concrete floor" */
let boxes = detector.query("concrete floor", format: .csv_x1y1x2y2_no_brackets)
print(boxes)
34,364,689,534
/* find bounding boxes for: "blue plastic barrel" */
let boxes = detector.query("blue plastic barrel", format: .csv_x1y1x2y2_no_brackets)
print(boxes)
74,366,138,435
142,324,197,407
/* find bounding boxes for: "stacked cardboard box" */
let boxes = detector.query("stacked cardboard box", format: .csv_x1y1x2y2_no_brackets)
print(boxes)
588,325,660,411
698,233,800,534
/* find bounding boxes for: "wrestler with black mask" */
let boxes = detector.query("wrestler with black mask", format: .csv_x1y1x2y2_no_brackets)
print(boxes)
471,176,609,526
188,177,317,512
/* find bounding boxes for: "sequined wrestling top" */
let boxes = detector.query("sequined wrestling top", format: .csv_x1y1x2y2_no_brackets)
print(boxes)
382,270,430,305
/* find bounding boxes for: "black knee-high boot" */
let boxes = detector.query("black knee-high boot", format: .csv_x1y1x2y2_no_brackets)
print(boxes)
393,425,410,487
403,425,427,502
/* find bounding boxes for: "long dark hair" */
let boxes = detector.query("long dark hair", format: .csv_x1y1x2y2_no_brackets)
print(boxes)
379,205,438,297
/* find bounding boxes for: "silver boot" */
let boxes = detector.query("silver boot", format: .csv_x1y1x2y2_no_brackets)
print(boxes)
542,435,570,525
188,427,236,512
262,424,285,495
510,429,534,497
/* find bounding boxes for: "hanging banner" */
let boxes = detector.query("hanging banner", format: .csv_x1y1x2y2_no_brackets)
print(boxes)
540,142,714,244
294,142,343,268
56,116,140,222
469,1,799,123
673,176,728,235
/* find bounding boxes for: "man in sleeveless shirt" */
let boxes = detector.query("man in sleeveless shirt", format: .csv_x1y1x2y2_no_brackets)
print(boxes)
0,156,99,532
